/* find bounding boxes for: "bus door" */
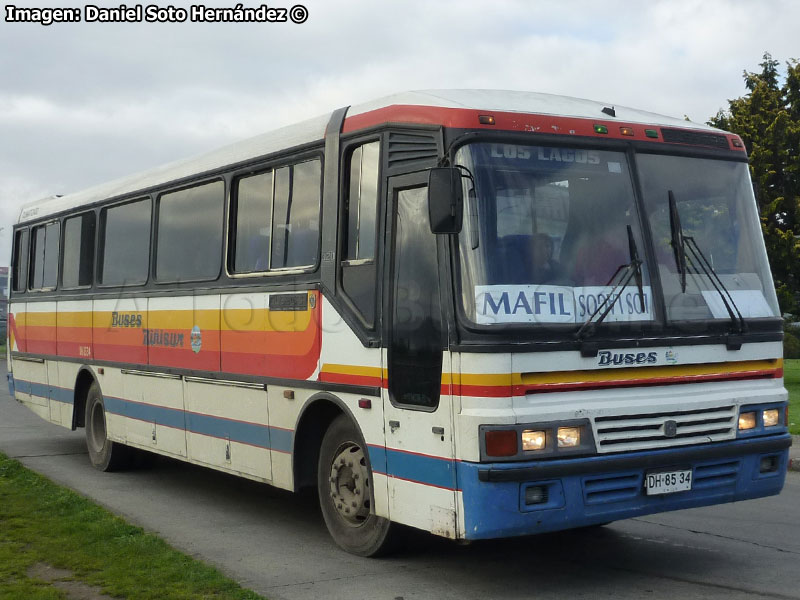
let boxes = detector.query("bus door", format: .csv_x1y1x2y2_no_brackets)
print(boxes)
381,172,459,539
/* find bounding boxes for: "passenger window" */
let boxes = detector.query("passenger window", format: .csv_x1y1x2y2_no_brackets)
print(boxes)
271,159,321,269
157,181,224,282
12,229,29,293
100,199,151,286
62,212,96,288
29,222,59,290
231,158,321,274
341,141,380,327
232,171,273,273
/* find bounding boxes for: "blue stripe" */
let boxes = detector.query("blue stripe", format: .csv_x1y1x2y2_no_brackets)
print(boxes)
369,446,458,490
270,427,293,453
186,412,271,450
12,378,73,405
7,373,14,397
104,396,186,430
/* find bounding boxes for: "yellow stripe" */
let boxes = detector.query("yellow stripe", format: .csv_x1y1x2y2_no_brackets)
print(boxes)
320,363,383,378
56,312,93,328
519,359,781,386
24,313,56,327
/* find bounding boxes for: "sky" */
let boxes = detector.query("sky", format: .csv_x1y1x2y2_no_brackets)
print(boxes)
1,0,798,264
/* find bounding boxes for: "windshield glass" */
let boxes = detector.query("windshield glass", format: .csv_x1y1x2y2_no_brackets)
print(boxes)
637,154,779,323
456,143,653,327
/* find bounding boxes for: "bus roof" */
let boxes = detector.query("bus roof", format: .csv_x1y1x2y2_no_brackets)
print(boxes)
17,89,722,224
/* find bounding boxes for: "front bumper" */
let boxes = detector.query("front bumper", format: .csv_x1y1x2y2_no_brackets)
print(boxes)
458,434,791,540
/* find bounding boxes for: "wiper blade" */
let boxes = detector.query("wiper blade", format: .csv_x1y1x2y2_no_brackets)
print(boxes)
668,190,687,293
575,234,643,341
667,190,746,334
684,235,747,333
627,224,645,312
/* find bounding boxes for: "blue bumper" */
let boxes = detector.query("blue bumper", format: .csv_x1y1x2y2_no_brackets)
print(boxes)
458,435,791,540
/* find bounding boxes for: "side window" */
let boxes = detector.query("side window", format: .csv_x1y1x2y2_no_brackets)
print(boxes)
341,141,380,327
12,229,29,293
157,181,224,282
232,171,273,273
231,157,321,274
345,141,379,261
100,198,151,286
29,222,59,291
271,159,322,269
62,212,96,288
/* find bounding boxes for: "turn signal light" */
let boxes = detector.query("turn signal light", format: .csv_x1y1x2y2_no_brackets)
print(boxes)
485,429,517,457
478,114,496,125
620,126,634,136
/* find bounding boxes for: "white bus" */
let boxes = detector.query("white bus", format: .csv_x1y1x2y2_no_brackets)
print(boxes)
7,90,792,556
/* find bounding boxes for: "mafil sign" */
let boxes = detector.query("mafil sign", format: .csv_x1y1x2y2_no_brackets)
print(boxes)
475,285,653,324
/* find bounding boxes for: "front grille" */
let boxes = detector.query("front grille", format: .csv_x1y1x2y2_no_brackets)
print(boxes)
594,405,736,453
583,471,641,504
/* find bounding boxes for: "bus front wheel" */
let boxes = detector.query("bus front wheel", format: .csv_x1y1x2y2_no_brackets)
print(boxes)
85,381,131,471
317,414,395,557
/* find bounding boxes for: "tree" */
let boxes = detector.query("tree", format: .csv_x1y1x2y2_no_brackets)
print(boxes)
709,53,800,313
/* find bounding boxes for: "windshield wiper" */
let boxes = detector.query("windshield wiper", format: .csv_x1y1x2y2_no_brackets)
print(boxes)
667,190,746,334
575,225,644,341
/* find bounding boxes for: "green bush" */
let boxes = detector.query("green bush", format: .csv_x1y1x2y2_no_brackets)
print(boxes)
784,330,800,358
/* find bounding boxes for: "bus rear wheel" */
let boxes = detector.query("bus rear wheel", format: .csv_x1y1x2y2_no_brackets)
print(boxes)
317,414,395,556
85,381,131,471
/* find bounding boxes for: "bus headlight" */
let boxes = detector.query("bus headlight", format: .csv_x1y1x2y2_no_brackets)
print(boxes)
557,427,581,447
738,412,756,430
762,409,780,427
521,430,546,451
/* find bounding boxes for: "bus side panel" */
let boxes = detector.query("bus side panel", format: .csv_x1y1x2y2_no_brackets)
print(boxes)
221,291,320,380
120,371,187,459
56,300,93,360
185,379,272,481
25,301,56,355
93,298,147,364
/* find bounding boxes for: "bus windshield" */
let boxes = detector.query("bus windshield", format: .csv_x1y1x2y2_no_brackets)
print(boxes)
456,142,653,327
455,142,779,328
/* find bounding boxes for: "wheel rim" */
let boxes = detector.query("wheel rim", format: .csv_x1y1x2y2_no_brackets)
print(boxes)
89,401,107,454
327,442,370,525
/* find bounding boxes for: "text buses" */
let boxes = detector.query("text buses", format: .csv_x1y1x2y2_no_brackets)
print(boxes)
7,90,792,555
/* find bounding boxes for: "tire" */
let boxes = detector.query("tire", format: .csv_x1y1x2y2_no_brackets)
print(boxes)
317,414,395,557
84,381,131,471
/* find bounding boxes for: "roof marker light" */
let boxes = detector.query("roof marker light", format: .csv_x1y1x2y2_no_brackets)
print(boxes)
620,126,634,136
645,129,659,139
593,124,608,134
731,138,744,148
478,115,496,125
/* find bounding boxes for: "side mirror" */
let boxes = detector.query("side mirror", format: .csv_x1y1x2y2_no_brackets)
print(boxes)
428,167,464,234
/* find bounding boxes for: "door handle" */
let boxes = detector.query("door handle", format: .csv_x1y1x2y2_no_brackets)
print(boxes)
388,420,400,433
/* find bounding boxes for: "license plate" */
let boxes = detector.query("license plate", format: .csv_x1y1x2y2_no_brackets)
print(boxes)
645,469,692,495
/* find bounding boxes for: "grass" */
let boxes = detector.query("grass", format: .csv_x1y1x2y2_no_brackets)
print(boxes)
783,359,800,435
0,452,265,600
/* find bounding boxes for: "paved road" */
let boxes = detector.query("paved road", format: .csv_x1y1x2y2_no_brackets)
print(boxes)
1,369,798,600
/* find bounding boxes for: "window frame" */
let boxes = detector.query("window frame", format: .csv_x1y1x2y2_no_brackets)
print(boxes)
60,210,97,291
28,220,60,293
96,196,153,289
226,151,324,279
153,177,226,285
